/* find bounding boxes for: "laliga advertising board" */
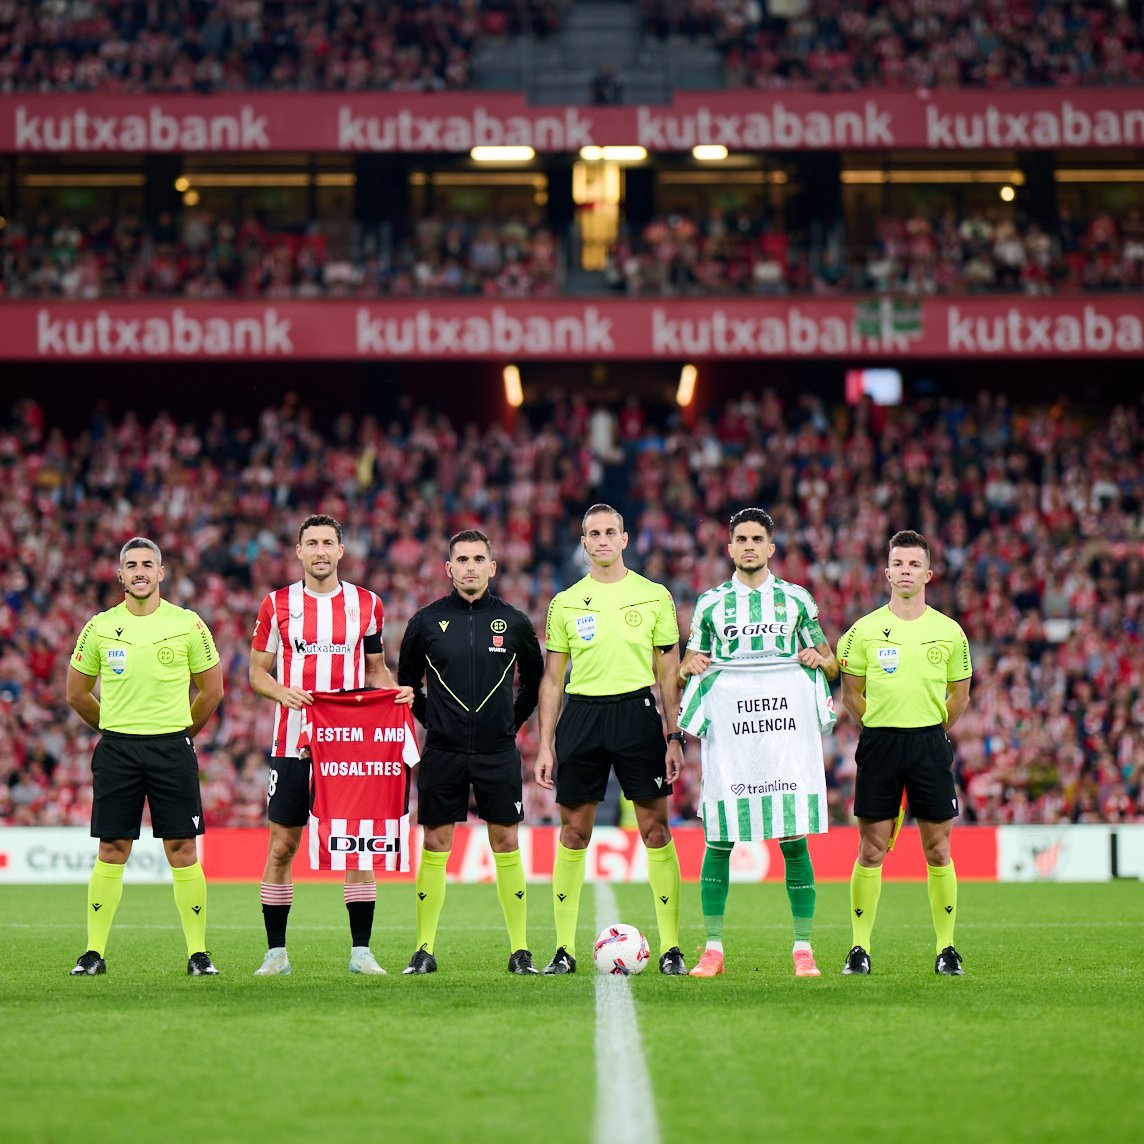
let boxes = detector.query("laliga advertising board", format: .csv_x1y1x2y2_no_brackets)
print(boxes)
2,825,1141,884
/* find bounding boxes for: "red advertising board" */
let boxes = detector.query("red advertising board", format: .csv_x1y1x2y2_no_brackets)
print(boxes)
2,90,1143,153
2,297,1141,361
198,824,999,883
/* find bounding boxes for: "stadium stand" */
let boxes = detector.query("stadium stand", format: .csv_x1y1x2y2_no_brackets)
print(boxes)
643,0,1144,91
6,205,1144,299
0,0,565,94
0,390,1140,829
0,209,563,299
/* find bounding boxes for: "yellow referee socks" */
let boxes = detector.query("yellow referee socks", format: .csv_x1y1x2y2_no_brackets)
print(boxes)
493,849,528,953
415,848,450,955
849,862,882,951
646,839,681,955
552,842,587,958
928,861,958,953
86,858,125,956
171,861,208,956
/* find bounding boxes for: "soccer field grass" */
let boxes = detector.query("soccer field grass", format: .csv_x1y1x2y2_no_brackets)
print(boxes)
2,880,1141,1143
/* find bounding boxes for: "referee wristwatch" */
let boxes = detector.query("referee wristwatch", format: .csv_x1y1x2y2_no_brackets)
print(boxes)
666,731,685,744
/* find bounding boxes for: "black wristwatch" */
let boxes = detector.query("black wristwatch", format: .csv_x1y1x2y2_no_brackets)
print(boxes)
666,731,685,744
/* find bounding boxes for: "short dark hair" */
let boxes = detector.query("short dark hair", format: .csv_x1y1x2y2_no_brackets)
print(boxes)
449,529,492,558
889,530,930,563
119,536,162,565
297,514,342,545
728,507,774,539
582,503,624,533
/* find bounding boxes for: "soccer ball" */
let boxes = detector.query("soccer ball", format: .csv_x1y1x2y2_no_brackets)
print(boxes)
593,923,651,976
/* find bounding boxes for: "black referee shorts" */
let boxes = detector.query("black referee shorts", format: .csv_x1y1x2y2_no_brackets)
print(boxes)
417,745,524,826
90,730,204,840
853,724,958,823
554,688,672,806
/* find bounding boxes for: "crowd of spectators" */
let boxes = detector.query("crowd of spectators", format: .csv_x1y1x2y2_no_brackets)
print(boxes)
0,209,562,299
0,0,564,95
611,205,1144,296
3,0,1142,95
7,201,1144,299
1,386,1141,832
644,0,1144,90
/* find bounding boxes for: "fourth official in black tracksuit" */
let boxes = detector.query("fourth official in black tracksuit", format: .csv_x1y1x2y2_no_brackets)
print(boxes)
398,587,543,826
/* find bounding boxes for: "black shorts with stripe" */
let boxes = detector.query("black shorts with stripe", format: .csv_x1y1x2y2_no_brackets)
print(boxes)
417,746,524,826
853,724,958,823
266,755,309,828
90,730,204,840
554,688,672,806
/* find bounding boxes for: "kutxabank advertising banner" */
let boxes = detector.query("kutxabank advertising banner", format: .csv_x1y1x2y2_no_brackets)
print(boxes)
3,89,1144,153
2,297,1142,361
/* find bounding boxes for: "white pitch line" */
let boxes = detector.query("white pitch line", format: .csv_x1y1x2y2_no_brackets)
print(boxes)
593,883,660,1144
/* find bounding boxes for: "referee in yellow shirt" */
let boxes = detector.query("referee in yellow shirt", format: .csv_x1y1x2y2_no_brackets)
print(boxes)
66,537,224,977
836,530,972,976
535,504,687,975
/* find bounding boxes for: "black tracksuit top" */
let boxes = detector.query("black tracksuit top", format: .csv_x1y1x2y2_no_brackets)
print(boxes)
397,588,543,754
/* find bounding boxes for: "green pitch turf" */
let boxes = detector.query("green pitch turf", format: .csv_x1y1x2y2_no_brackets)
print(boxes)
2,881,1141,1143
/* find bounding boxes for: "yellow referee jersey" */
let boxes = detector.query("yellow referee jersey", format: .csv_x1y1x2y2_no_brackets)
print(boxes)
836,604,971,728
545,571,678,696
71,600,220,734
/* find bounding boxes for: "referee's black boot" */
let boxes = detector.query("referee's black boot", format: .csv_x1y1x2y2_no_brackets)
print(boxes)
70,950,107,976
402,946,438,975
935,946,964,975
541,946,576,975
508,949,540,975
658,947,687,975
188,951,219,976
842,946,871,975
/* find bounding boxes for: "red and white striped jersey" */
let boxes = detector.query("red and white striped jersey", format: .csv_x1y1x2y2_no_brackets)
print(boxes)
252,580,385,757
301,690,418,873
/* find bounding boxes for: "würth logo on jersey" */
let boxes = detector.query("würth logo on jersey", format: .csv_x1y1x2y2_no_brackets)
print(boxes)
293,639,352,655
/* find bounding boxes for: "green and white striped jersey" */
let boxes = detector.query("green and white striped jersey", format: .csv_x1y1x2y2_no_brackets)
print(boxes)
686,573,826,664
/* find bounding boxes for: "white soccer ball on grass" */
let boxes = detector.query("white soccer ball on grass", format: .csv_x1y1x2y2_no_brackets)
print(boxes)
593,923,651,975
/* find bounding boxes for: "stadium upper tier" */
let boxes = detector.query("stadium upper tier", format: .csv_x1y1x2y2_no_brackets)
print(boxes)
645,0,1144,91
0,0,563,94
0,0,1139,94
0,389,1139,829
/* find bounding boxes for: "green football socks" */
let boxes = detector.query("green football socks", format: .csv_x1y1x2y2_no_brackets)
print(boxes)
646,838,681,955
493,848,528,952
85,858,125,956
928,861,958,952
850,861,882,951
171,861,208,956
414,848,450,955
780,836,816,944
552,842,587,958
699,841,733,943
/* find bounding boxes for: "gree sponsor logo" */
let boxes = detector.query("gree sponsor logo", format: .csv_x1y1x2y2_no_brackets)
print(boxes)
722,622,792,639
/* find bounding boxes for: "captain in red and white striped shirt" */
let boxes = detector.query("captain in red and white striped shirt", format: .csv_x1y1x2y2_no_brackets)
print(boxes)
248,513,413,979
